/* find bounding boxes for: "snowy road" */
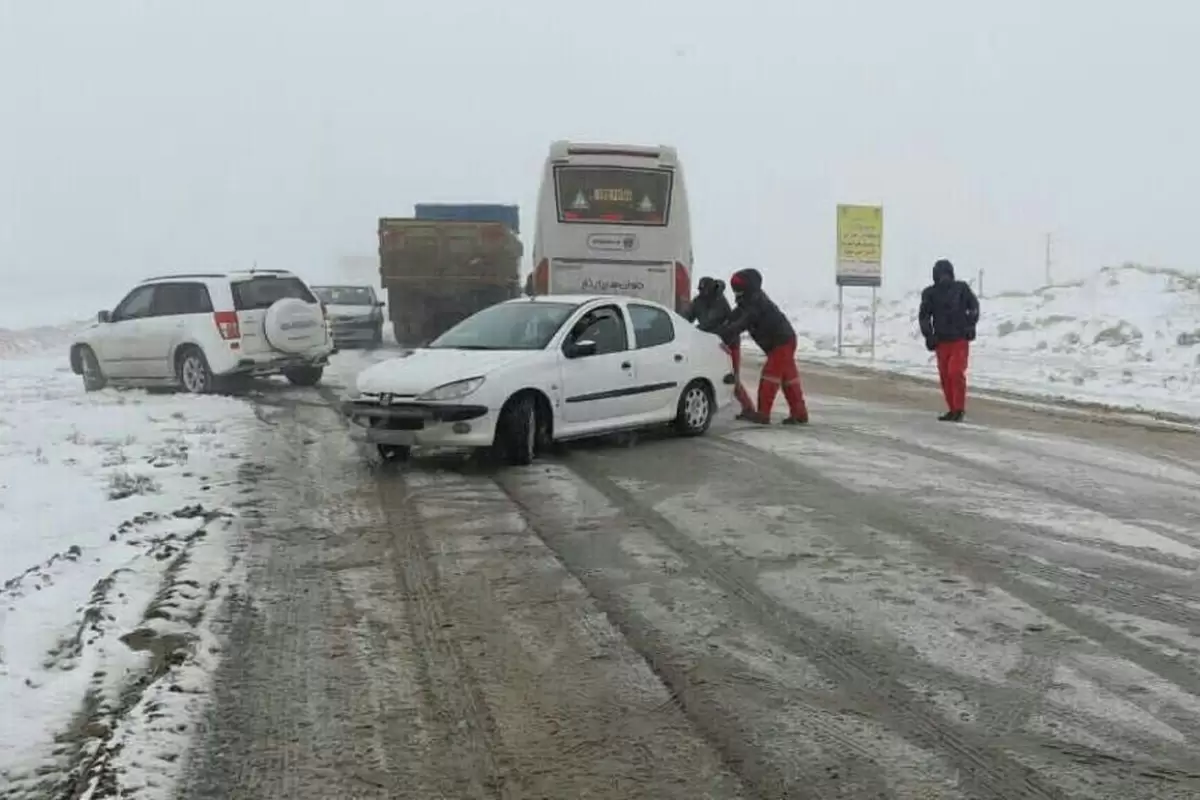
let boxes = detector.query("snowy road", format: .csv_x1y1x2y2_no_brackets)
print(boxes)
89,354,1200,799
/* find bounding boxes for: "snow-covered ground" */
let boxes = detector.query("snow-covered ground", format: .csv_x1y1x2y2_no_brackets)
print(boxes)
781,264,1200,419
0,351,254,798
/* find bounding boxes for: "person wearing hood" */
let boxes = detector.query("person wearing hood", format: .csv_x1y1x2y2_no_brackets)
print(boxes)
685,277,754,415
918,258,980,422
714,268,809,424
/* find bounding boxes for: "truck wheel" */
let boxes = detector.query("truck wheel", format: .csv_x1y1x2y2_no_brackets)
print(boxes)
493,394,538,466
283,366,324,387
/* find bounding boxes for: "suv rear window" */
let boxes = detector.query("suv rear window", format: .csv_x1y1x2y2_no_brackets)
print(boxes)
231,276,316,310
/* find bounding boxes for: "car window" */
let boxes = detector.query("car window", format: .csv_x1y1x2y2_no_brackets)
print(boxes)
231,276,316,310
429,301,578,350
112,285,156,321
568,305,628,355
151,282,214,316
312,286,375,306
628,304,675,349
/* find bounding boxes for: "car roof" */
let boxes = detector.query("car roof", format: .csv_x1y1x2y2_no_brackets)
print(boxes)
310,283,373,290
139,269,300,284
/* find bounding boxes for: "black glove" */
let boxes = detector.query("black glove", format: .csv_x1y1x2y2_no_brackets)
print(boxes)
925,337,936,352
965,328,976,342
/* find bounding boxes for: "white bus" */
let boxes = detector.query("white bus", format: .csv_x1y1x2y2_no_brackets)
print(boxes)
529,141,694,312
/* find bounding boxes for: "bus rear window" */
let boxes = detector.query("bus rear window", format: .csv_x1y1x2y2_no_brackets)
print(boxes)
554,166,672,226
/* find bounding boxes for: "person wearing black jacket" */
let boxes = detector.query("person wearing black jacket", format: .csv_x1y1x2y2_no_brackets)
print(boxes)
918,258,980,422
714,268,808,424
685,277,754,415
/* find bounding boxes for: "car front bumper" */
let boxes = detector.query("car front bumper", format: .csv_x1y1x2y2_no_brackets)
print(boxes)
341,398,499,448
329,318,381,346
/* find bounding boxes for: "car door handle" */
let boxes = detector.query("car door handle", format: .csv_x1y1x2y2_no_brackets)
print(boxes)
621,361,632,370
673,353,683,362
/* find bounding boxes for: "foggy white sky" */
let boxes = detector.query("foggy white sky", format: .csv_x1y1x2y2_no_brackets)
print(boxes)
2,0,1198,325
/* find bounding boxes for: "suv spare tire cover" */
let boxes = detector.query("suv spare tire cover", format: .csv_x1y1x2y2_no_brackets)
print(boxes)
263,298,326,355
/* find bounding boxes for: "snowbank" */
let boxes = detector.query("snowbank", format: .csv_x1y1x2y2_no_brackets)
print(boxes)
784,264,1200,419
0,356,254,798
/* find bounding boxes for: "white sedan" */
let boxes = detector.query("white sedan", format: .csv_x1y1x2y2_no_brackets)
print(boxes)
341,294,737,465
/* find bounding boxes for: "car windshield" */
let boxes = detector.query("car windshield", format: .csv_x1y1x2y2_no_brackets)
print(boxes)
428,301,578,350
312,286,375,305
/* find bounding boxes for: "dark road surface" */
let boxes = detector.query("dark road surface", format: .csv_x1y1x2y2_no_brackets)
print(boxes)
177,353,1200,799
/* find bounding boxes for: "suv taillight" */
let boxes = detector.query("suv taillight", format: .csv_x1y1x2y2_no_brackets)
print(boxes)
213,311,241,340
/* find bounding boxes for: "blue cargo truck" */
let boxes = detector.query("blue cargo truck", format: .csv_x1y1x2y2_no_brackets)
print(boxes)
379,204,523,346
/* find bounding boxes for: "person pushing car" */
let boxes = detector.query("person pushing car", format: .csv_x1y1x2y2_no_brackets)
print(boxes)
684,277,754,417
713,268,809,425
918,258,980,422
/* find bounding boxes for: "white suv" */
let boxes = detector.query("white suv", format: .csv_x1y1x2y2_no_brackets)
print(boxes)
69,269,335,393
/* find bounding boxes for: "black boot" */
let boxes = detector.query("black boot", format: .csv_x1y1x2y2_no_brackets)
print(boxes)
950,410,965,422
938,411,956,421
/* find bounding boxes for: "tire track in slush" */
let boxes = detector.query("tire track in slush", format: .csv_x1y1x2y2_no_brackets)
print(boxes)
564,455,1069,800
375,465,749,799
707,432,1200,707
702,433,1200,780
371,470,507,800
496,459,1062,799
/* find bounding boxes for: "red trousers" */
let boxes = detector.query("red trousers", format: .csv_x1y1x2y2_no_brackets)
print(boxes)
935,339,970,412
759,338,808,419
727,343,755,412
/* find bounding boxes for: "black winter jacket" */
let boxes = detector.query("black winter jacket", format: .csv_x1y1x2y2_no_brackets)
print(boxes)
918,260,980,344
684,278,739,347
714,268,796,353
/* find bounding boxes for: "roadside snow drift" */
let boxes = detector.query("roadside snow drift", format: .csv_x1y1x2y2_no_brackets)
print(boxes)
0,354,253,799
782,264,1200,418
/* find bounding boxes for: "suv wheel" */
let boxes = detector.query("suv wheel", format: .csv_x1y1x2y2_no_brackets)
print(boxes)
177,347,215,394
283,366,324,387
78,346,107,392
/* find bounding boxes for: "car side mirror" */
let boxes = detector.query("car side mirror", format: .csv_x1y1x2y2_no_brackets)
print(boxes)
97,310,111,323
567,339,598,358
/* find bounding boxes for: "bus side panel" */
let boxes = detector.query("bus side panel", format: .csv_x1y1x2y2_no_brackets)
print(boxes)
548,261,675,309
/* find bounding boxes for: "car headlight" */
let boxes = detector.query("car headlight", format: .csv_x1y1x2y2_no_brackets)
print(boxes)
416,376,485,402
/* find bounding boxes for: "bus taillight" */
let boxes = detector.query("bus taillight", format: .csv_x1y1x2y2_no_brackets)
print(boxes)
673,261,691,312
533,258,550,294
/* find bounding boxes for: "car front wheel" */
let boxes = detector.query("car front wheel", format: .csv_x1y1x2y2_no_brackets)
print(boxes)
377,444,411,462
673,379,714,437
493,394,538,466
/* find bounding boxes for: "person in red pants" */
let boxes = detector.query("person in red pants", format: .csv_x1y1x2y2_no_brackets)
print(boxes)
918,259,980,421
684,277,755,416
714,268,809,425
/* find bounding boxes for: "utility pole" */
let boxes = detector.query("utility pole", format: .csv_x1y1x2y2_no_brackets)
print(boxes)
1044,233,1052,287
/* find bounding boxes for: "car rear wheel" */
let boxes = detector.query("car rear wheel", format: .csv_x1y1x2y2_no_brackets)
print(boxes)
176,347,215,394
78,346,107,392
283,366,324,386
673,379,714,437
493,394,538,466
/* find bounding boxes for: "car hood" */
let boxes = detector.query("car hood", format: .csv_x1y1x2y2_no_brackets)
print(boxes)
355,348,539,397
325,304,376,318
